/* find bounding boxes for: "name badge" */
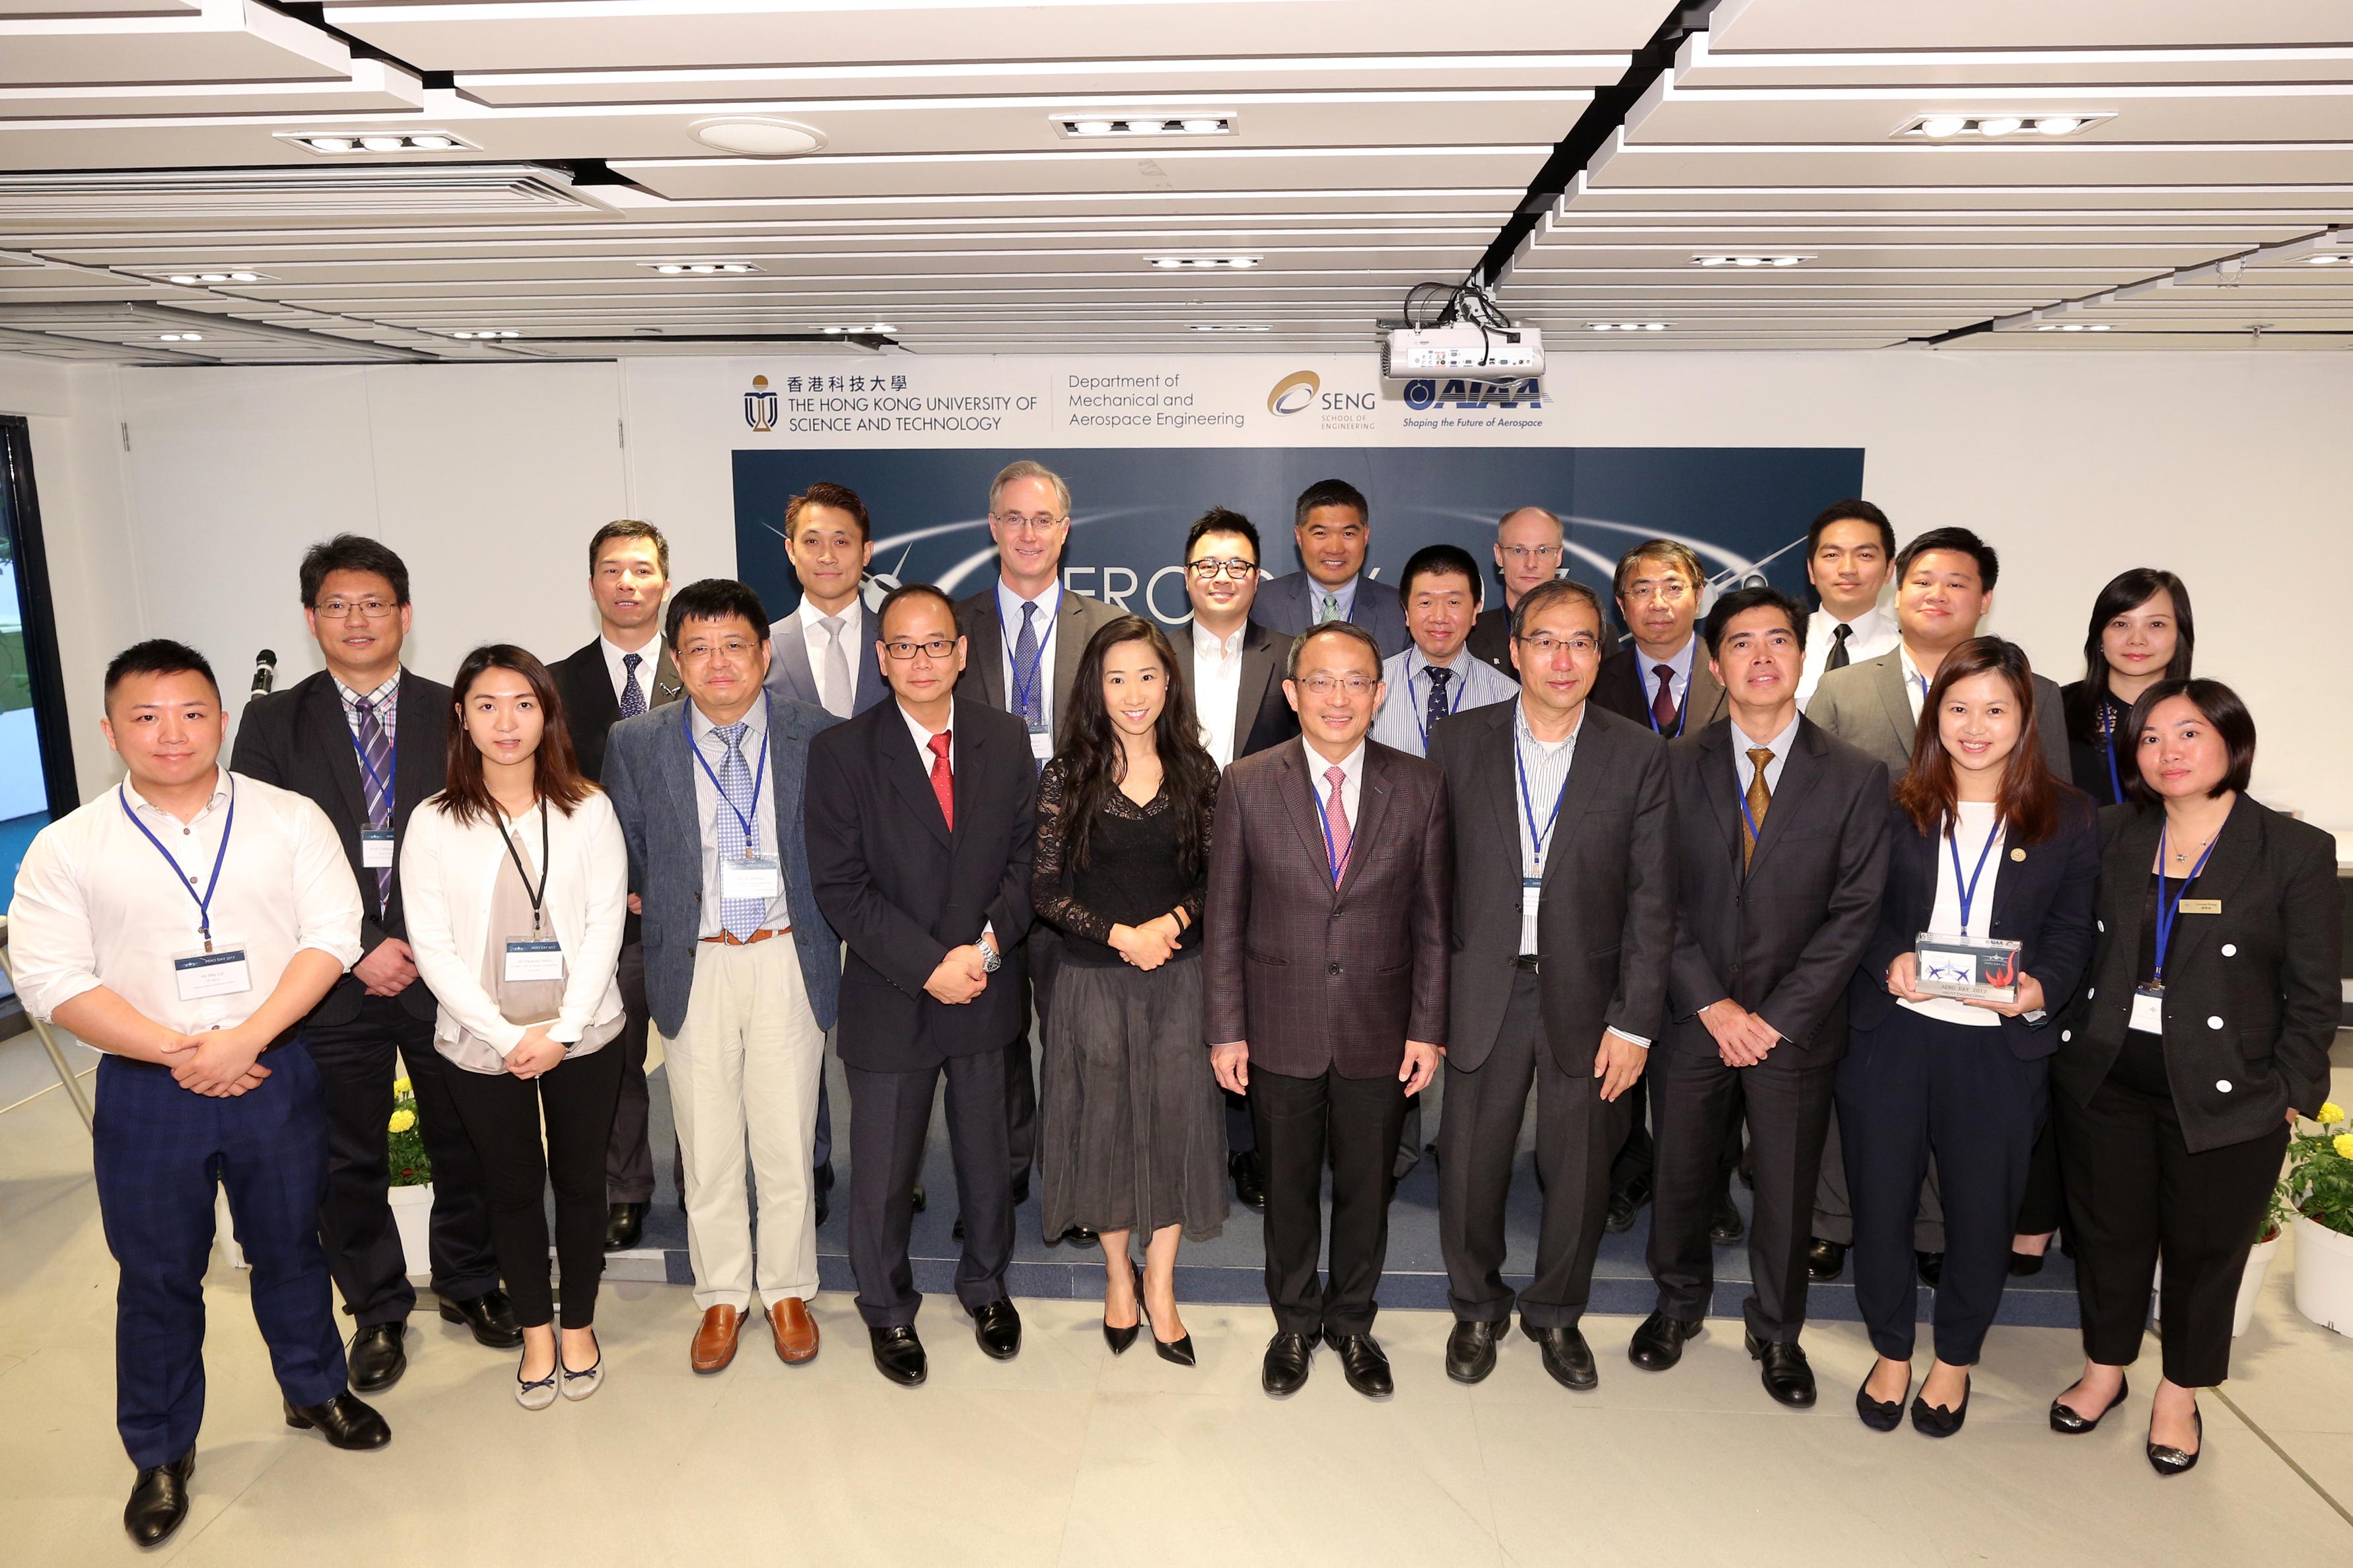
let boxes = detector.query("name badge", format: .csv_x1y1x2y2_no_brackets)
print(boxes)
720,854,782,903
1913,931,2023,1003
2177,899,2222,916
1522,875,1543,895
503,939,566,983
2130,986,2164,1035
173,946,252,1002
360,828,396,869
1028,730,1053,761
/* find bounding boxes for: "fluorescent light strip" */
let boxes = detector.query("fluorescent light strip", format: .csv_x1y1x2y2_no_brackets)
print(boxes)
454,51,1631,88
618,144,1552,170
162,271,262,284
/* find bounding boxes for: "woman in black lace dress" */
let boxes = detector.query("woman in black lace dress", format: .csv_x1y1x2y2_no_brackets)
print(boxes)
1034,615,1227,1365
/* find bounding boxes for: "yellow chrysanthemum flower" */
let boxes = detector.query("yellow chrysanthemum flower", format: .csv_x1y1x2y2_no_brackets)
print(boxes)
388,1108,417,1134
2320,1102,2347,1126
2334,1133,2353,1161
392,1077,412,1097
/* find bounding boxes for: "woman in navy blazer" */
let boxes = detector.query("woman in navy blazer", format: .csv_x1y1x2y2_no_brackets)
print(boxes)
1840,638,2099,1438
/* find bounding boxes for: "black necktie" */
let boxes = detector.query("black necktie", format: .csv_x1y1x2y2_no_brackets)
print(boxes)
1825,622,1853,673
1423,666,1452,739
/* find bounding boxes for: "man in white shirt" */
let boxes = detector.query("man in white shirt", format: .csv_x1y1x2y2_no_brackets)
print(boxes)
1793,500,1899,710
1370,543,1520,758
10,640,388,1548
767,482,886,722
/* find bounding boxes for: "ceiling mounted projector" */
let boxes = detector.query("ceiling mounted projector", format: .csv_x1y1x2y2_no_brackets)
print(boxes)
1381,323,1544,378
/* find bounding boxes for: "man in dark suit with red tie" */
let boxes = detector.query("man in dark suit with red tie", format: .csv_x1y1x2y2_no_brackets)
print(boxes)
1204,621,1450,1401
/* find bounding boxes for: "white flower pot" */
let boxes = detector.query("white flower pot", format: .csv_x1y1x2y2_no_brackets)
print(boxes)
2292,1212,2353,1338
2151,1231,2280,1339
388,1182,435,1278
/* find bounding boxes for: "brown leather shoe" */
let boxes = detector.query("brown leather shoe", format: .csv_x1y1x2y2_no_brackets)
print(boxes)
689,1305,742,1373
769,1298,820,1365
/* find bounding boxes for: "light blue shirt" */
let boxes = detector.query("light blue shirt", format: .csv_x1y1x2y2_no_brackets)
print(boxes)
1512,701,1649,1047
1309,572,1359,626
1370,644,1518,757
993,576,1062,738
1636,635,1695,716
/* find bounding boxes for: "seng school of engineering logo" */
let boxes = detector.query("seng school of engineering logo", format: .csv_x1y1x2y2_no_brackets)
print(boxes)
1267,369,1320,415
744,374,779,432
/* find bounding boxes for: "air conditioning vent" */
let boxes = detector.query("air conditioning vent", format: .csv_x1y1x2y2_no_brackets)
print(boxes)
0,166,598,222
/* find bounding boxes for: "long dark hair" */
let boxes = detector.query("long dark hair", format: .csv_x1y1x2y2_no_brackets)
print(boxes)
2065,567,2194,746
1056,616,1218,875
1895,636,2060,846
436,644,594,827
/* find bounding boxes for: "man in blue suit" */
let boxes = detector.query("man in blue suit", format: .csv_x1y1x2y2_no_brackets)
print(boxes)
605,578,842,1375
1250,477,1410,659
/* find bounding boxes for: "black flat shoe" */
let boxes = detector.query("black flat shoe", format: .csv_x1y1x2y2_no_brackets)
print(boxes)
1806,1238,1846,1283
1744,1330,1816,1408
2148,1408,2202,1476
2050,1375,2130,1435
1911,1375,1971,1438
2008,1249,2046,1278
1605,1177,1652,1235
1856,1367,1910,1433
1104,1264,1141,1355
284,1392,392,1450
439,1289,524,1349
910,1180,926,1213
1056,1225,1098,1246
1628,1311,1703,1372
1916,1250,1945,1287
1446,1319,1500,1384
973,1298,1022,1360
346,1322,407,1393
1522,1321,1598,1392
1262,1332,1314,1397
124,1452,193,1548
1322,1331,1393,1399
1708,1190,1745,1246
1230,1150,1267,1211
603,1202,647,1252
870,1325,927,1387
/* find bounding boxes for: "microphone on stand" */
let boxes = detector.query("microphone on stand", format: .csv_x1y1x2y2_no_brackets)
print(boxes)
250,648,277,701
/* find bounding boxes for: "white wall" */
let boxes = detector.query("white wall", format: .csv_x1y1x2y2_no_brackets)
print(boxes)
48,347,2353,829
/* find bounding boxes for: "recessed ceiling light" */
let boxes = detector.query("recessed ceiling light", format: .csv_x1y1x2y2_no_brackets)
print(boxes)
450,329,520,339
1187,323,1272,332
2306,254,2349,265
359,135,406,152
1920,116,1967,139
408,133,455,151
1977,116,2023,138
1695,254,1811,269
2037,322,2113,332
1896,113,2107,141
2036,116,2082,137
1146,255,1261,269
157,333,203,342
645,261,759,275
166,274,197,285
283,131,474,156
1589,322,1668,331
689,119,824,156
1057,114,1233,139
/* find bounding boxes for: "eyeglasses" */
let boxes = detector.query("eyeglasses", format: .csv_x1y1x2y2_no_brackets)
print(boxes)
1622,580,1691,605
1515,632,1602,658
884,637,958,661
1499,545,1563,564
1296,673,1377,697
678,638,758,662
314,598,398,621
1187,557,1257,581
991,512,1066,535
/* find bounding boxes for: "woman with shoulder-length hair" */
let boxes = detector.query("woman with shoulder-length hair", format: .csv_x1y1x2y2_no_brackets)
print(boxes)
2062,568,2195,809
1033,615,1228,1365
2049,678,2341,1476
1841,637,2100,1437
400,644,631,1408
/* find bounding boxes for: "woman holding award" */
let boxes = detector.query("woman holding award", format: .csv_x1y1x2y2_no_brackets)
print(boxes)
2048,679,2340,1476
1840,638,2099,1437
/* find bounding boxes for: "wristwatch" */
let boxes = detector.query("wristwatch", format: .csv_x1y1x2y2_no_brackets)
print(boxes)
977,937,1002,974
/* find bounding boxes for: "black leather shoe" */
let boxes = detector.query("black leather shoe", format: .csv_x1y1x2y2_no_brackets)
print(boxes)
2008,1249,2045,1277
952,1213,963,1241
973,1299,1022,1360
1744,1330,1817,1408
1261,1331,1314,1396
1604,1176,1651,1235
815,1184,830,1227
2051,1375,2129,1435
346,1322,407,1393
1445,1320,1499,1384
1916,1250,1945,1287
1230,1150,1267,1211
1627,1311,1703,1372
1856,1367,1909,1433
439,1289,524,1349
284,1392,391,1450
1012,1175,1032,1208
870,1325,927,1387
1056,1225,1098,1246
2148,1408,2202,1476
1805,1238,1846,1283
1708,1190,1745,1246
911,1180,926,1213
124,1452,193,1548
1322,1331,1393,1398
1521,1322,1598,1392
603,1202,646,1251
814,1159,835,1194
1910,1375,1971,1437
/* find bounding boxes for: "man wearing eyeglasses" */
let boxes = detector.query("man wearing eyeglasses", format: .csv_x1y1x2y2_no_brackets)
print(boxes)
1467,506,1567,677
232,535,516,1395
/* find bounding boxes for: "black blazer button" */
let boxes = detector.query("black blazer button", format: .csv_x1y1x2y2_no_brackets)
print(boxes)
1328,961,1342,976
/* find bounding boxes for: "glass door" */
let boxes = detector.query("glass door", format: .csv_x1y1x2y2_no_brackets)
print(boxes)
0,414,76,949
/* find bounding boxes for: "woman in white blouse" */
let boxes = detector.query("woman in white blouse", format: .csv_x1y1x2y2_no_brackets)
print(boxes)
402,645,629,1408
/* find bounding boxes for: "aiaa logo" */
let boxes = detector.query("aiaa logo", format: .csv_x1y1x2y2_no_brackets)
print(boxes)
743,374,779,432
1267,370,1319,416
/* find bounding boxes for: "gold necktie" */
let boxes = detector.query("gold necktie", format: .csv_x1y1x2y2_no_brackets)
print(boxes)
1743,748,1773,873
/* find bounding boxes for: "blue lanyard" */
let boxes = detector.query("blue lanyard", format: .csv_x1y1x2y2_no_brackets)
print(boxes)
1411,654,1470,751
997,588,1055,724
346,714,394,824
684,697,769,854
120,776,236,947
1738,754,1767,846
1515,733,1570,875
1643,665,1690,738
1948,813,2002,933
2097,699,2124,805
1316,771,1352,885
2152,825,2221,988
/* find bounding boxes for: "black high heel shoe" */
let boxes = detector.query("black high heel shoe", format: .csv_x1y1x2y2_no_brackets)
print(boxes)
1137,1265,1197,1367
2147,1408,2202,1476
1102,1262,1141,1355
2049,1374,2128,1435
1911,1374,1971,1438
1856,1364,1910,1433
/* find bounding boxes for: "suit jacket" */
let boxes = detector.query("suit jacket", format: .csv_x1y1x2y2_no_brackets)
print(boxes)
765,609,889,720
1807,647,2068,778
1850,787,2101,1060
1591,643,1728,739
600,696,842,1040
1202,737,1449,1078
952,582,1123,743
1222,618,1300,761
547,637,682,786
1466,604,1514,678
1429,702,1672,1075
230,667,448,1025
1250,570,1410,659
2056,799,2342,1151
1662,716,1891,1064
804,699,1038,1072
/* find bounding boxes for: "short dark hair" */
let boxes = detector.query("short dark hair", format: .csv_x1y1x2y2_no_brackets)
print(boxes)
300,533,410,607
588,519,669,578
104,638,219,705
1896,526,1998,593
1702,586,1808,658
1399,543,1483,605
2122,677,2255,804
876,580,958,638
1611,538,1704,604
1185,506,1260,561
786,481,870,544
1285,621,1383,683
663,578,771,646
1806,499,1895,559
1511,578,1605,640
1294,477,1368,530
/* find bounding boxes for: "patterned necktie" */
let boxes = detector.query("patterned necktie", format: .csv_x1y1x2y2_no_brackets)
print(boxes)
1319,590,1341,624
819,614,853,718
1423,665,1452,740
1825,622,1852,673
713,721,763,940
1742,747,1774,873
353,692,394,906
1650,664,1679,733
618,652,647,718
1012,600,1043,730
1321,765,1352,883
927,730,954,831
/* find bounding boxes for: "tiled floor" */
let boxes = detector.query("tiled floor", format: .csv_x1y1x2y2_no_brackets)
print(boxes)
3,1035,2349,1565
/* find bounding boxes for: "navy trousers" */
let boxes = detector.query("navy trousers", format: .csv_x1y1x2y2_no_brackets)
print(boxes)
92,1044,348,1469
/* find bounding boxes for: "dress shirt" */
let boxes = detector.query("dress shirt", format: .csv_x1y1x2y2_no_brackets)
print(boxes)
1510,703,1648,1046
334,671,401,747
1795,603,1897,708
1308,572,1359,624
1901,644,1934,722
1192,619,1247,769
9,768,364,1035
1635,636,1695,720
599,633,665,708
794,595,863,717
896,700,996,951
684,699,792,939
1901,800,2006,1030
1728,710,1801,798
1369,643,1519,757
1307,739,1366,866
993,576,1062,739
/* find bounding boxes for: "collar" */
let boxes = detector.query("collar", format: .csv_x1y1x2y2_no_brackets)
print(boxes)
1635,635,1695,682
898,699,954,756
602,632,661,664
334,670,401,710
689,695,767,745
995,576,1062,627
1730,710,1801,759
1899,642,1935,695
1193,619,1246,659
1411,644,1470,681
1815,602,1891,642
795,595,860,635
1302,738,1365,786
1308,572,1359,608
1515,698,1586,753
123,767,230,821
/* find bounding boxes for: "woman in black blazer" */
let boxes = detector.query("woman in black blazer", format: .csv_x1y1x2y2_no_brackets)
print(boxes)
1841,638,2099,1438
2049,678,2342,1476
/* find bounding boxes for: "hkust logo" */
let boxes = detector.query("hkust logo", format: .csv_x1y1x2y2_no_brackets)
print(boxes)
1267,370,1319,415
744,374,779,432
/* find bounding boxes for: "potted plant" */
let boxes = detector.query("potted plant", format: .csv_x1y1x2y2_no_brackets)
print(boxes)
386,1075,435,1278
2287,1102,2353,1337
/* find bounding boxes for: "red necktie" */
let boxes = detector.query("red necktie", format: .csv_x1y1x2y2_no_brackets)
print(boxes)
1650,664,1679,733
927,730,954,831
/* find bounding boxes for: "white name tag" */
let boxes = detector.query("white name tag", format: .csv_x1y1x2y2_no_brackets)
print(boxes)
720,855,782,903
2130,987,2164,1035
1029,730,1053,761
173,947,252,1001
360,829,395,869
503,939,566,983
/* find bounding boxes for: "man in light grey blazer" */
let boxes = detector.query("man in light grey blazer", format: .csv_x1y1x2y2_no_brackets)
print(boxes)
1251,477,1410,659
604,577,843,1375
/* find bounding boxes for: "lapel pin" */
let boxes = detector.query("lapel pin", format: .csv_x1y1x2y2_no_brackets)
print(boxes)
2010,848,2026,862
